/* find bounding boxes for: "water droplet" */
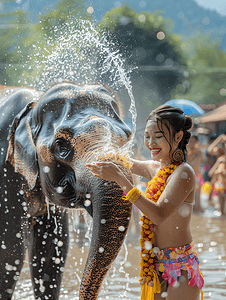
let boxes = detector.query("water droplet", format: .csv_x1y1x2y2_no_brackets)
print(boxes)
87,6,94,14
101,219,106,224
173,281,180,288
161,292,168,298
84,200,91,207
164,199,169,203
138,14,146,22
119,226,125,232
56,186,63,193
114,1,121,8
99,247,104,253
5,264,13,271
86,194,91,198
144,241,152,250
43,166,50,173
178,205,190,217
1,244,6,249
210,241,217,246
181,172,188,179
156,31,165,40
57,241,63,247
55,258,61,264
153,247,159,254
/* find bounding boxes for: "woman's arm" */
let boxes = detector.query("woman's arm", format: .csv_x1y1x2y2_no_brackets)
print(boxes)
208,156,226,177
207,134,226,156
86,162,195,225
130,158,159,180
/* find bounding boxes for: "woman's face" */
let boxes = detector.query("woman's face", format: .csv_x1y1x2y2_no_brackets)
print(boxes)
144,120,180,164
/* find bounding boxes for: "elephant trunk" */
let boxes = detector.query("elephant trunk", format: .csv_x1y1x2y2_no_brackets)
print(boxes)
79,179,132,299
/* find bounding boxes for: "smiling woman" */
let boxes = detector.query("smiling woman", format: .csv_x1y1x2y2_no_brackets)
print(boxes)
86,105,204,300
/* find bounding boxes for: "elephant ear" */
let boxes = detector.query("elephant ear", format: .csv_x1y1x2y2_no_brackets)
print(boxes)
6,102,39,190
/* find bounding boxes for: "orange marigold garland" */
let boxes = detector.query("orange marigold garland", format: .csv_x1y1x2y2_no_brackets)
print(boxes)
139,161,182,298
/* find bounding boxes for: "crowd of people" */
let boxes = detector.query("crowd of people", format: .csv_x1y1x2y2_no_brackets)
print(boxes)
187,132,226,214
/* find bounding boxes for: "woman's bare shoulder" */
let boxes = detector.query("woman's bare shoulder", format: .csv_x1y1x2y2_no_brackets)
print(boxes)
176,162,196,181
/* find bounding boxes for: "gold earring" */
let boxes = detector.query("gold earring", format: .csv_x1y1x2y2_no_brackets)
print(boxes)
172,149,184,162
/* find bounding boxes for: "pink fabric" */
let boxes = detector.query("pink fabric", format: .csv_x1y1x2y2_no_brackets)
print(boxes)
154,242,204,289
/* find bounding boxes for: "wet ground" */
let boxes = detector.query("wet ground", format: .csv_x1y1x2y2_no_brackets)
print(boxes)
13,194,226,300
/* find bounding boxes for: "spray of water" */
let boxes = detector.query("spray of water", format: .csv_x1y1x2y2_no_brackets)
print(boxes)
26,18,137,152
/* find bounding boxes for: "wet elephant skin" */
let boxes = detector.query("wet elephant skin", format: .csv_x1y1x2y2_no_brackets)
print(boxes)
0,83,132,299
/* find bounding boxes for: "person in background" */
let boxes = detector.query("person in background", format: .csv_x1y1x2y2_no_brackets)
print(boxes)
187,135,204,212
208,134,226,214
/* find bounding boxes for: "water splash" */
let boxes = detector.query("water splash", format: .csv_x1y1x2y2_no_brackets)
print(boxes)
26,18,137,152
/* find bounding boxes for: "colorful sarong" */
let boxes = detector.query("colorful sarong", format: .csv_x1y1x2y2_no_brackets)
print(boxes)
154,241,204,299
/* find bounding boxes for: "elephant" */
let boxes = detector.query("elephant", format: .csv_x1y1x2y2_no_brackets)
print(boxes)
0,82,132,299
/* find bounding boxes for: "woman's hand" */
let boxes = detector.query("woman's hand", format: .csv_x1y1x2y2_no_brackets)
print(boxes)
86,162,123,183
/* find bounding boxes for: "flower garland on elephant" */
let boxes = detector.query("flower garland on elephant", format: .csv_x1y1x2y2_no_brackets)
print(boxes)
139,161,182,298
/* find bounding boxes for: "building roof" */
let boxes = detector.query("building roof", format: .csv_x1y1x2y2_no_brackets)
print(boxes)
199,104,226,123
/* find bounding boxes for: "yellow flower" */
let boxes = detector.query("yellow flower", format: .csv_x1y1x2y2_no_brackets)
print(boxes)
143,224,149,229
201,182,212,195
148,233,154,239
159,263,165,272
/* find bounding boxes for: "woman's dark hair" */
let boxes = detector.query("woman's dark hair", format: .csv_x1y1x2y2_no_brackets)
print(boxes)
146,105,193,161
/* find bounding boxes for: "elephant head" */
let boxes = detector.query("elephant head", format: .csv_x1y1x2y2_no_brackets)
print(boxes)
6,82,133,299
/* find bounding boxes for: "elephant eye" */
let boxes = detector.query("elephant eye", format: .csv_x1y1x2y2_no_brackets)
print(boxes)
54,139,71,158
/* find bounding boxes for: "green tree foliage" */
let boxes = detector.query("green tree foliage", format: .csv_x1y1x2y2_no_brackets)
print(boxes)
172,34,226,104
0,0,92,86
0,8,32,85
30,0,92,41
98,4,187,125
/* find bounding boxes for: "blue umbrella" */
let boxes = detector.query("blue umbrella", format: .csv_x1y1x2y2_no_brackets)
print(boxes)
163,99,205,116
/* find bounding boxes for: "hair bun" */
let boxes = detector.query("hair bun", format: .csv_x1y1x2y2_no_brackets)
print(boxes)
184,115,193,131
183,131,191,145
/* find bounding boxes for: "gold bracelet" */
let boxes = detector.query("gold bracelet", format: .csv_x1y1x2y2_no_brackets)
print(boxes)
122,187,141,203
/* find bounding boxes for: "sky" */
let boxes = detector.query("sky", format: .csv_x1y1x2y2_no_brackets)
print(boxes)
195,0,226,16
